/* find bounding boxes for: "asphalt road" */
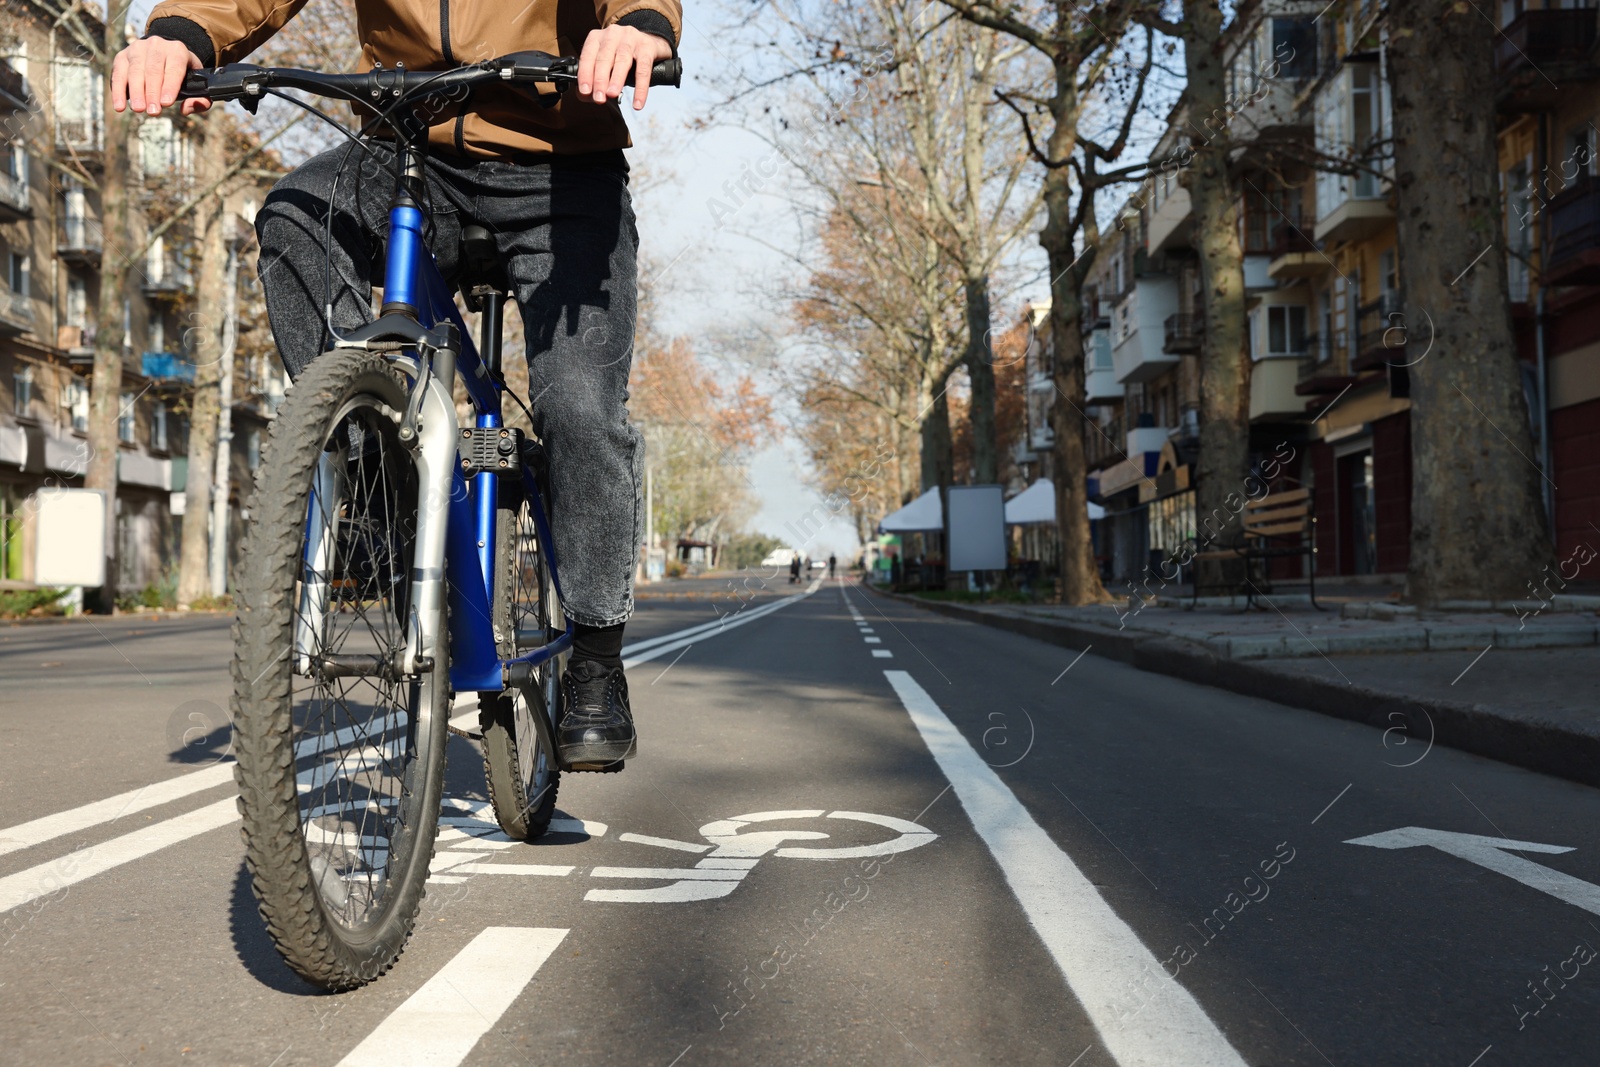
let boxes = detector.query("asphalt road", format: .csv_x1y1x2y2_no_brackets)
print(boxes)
4,575,1600,1066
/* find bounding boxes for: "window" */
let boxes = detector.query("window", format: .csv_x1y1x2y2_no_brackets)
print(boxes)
7,252,26,296
1379,247,1399,297
1272,17,1316,78
118,391,136,444
66,275,87,328
1506,165,1532,301
68,376,88,433
246,428,262,470
13,363,33,414
149,315,164,353
53,57,101,150
151,401,168,452
1266,305,1309,356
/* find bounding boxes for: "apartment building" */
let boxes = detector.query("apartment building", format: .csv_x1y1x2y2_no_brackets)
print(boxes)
0,8,284,599
1495,1,1600,578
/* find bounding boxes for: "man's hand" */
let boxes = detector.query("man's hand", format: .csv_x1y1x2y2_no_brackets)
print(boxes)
577,25,673,111
112,37,210,117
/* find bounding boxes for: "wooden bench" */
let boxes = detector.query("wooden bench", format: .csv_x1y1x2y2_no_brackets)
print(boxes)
1190,487,1320,609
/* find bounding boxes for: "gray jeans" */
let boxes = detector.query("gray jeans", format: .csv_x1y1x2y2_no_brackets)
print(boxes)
255,146,642,627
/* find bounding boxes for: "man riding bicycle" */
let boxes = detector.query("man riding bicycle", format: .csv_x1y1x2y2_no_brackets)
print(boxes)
113,0,681,769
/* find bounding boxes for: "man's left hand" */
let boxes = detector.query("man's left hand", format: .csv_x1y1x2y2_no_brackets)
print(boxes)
578,25,674,111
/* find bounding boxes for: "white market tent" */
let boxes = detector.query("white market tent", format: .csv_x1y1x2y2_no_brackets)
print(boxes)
877,487,944,533
1004,478,1105,525
880,482,1104,533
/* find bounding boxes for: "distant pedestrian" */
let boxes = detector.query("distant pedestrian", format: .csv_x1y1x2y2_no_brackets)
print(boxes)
828,554,837,578
789,555,801,584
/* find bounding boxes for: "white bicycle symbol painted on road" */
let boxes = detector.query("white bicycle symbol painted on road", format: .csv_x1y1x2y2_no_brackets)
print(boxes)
430,802,939,903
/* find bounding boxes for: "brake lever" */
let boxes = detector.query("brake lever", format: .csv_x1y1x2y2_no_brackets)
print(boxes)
181,64,270,113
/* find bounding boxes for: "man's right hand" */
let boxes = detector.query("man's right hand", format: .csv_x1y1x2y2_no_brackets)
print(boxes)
112,37,210,117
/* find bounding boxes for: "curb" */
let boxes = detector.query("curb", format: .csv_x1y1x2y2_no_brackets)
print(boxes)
865,584,1600,792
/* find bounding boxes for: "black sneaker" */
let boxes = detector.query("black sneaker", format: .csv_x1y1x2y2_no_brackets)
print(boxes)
557,659,636,768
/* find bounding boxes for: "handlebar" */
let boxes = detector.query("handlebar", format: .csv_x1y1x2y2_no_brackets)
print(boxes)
179,50,682,107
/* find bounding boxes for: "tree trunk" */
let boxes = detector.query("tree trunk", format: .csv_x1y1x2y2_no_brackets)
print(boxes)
919,379,954,494
1388,1,1552,603
177,130,228,607
963,273,998,484
1183,0,1253,589
1041,80,1107,606
83,20,132,612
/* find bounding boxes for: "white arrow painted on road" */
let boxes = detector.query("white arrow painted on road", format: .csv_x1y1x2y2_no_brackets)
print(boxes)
1346,826,1600,916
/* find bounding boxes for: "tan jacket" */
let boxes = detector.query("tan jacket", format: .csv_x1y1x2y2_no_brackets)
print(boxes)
145,0,682,158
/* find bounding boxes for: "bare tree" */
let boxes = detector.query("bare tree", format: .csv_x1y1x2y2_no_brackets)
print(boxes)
937,0,1155,604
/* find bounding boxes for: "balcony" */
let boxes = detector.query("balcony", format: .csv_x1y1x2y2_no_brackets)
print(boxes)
1146,183,1192,256
0,170,29,221
1355,291,1406,370
1266,215,1324,279
1315,164,1391,244
1545,182,1600,287
58,325,97,366
55,119,102,160
1084,325,1120,401
1163,312,1202,354
1084,413,1125,470
1495,9,1598,111
1250,356,1306,422
1294,333,1354,395
0,288,31,335
141,352,196,383
1111,277,1181,383
57,218,102,266
142,260,194,299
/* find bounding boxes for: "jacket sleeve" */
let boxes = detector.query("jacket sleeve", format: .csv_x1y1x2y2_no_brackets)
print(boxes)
145,0,314,67
597,0,681,49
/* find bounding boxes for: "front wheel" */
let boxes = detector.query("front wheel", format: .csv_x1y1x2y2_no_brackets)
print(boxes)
230,352,448,991
481,477,563,840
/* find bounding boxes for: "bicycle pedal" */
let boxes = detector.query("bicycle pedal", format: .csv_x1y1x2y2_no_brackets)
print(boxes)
567,760,624,773
458,426,524,477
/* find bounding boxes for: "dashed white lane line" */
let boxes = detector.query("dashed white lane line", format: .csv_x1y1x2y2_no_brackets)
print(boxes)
335,927,568,1067
884,671,1248,1067
0,760,235,859
872,650,894,659
864,637,882,644
0,796,239,915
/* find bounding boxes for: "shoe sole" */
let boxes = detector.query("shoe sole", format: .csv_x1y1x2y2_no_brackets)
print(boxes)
559,737,637,767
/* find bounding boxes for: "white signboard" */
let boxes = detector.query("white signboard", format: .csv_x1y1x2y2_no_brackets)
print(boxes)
947,484,1007,572
34,488,106,587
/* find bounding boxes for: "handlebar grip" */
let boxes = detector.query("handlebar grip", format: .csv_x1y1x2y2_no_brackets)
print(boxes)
179,70,211,99
650,57,682,88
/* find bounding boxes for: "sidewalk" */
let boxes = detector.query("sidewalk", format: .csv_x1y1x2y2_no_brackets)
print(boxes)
868,583,1600,790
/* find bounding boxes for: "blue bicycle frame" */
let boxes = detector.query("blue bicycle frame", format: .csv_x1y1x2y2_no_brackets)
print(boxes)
358,152,572,698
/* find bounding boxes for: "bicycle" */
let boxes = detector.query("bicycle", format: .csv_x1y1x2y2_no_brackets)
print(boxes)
182,51,681,990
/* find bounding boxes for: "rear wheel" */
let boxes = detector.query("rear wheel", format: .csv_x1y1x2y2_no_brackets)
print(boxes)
231,352,448,990
481,475,563,840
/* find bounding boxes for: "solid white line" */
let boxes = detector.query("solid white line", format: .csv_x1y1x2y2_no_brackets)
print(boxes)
0,796,240,915
622,578,820,657
0,761,235,859
335,927,568,1067
623,582,820,668
445,863,575,877
883,671,1248,1067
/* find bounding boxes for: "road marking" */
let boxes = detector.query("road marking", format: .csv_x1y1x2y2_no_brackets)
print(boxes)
443,863,575,877
618,832,711,853
0,761,235,859
623,582,820,668
883,671,1249,1067
864,637,882,644
335,927,567,1067
1346,826,1600,915
591,866,748,880
872,650,894,658
549,817,607,837
0,796,239,915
